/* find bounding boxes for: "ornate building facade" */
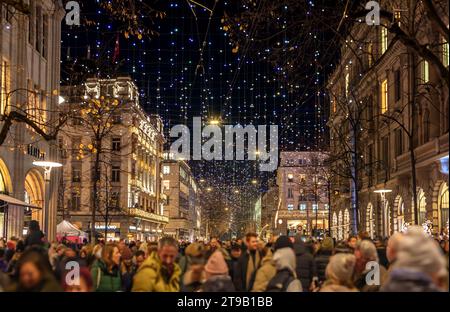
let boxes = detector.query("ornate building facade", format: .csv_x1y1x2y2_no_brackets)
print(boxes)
275,151,329,237
58,77,168,241
162,154,201,241
0,0,64,240
327,0,449,240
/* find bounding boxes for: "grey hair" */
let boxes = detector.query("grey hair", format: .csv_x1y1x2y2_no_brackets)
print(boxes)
394,226,447,278
158,236,178,250
356,239,379,262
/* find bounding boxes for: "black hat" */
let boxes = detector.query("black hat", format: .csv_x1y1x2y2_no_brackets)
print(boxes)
274,236,293,251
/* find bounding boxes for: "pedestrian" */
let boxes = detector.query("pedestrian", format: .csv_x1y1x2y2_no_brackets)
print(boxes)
228,243,241,282
179,242,205,290
120,247,136,292
132,237,181,292
347,235,358,252
315,237,334,283
6,249,62,292
205,237,220,259
233,232,262,291
0,248,7,273
382,226,448,292
251,243,275,292
319,253,358,292
134,250,146,269
265,246,302,292
181,256,206,292
62,267,93,292
293,234,318,291
90,243,122,292
6,240,25,277
24,220,45,248
386,232,404,272
201,250,235,292
353,239,388,292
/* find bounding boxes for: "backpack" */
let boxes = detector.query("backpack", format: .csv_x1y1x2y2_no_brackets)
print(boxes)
265,269,295,292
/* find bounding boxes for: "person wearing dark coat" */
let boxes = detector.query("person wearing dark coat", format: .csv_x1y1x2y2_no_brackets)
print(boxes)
315,237,334,283
24,220,44,248
293,235,317,291
233,233,262,291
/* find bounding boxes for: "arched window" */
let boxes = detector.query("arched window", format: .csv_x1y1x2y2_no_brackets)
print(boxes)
332,212,338,239
366,203,375,238
338,211,343,240
417,189,427,224
439,183,449,230
396,196,405,232
344,209,350,238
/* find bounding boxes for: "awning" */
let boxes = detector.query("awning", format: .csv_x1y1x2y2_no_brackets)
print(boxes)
0,194,42,209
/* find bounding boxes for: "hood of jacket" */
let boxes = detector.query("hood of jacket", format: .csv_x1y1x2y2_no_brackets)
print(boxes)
272,247,296,272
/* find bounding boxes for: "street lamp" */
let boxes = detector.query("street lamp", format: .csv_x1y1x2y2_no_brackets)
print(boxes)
33,161,62,241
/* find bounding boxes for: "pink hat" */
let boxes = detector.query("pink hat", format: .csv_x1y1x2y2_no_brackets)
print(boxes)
204,251,228,275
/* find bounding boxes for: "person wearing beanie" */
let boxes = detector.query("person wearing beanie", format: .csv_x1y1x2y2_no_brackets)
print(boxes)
120,247,136,292
319,253,358,292
201,251,235,292
273,235,294,251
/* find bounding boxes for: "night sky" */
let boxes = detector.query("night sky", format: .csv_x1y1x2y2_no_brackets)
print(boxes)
61,0,334,220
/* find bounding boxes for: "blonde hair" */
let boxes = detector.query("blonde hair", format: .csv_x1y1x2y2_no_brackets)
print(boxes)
325,253,356,288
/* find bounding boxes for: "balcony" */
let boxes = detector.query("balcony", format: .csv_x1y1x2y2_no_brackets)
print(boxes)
128,208,169,224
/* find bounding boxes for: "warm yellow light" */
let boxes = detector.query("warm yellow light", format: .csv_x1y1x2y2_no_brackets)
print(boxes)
206,187,212,192
251,179,257,184
209,119,220,125
234,190,239,194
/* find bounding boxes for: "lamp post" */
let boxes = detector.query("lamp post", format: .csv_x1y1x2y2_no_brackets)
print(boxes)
374,189,392,237
33,161,62,241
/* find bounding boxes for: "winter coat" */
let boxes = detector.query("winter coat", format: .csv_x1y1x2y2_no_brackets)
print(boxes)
293,241,317,291
227,257,239,284
381,268,443,292
121,264,137,292
201,275,235,292
24,230,44,248
233,249,262,291
353,264,388,292
131,252,181,292
266,248,303,292
315,249,332,282
251,250,276,292
90,259,122,292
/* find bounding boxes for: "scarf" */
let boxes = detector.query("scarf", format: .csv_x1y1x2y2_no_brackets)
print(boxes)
245,250,260,290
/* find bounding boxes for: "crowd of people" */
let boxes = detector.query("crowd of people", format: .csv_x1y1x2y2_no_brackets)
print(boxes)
0,220,448,292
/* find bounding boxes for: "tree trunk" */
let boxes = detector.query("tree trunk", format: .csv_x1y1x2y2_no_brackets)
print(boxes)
91,140,101,243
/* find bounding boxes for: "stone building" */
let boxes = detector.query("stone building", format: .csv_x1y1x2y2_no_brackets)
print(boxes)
327,0,449,240
58,77,168,241
0,1,64,240
260,181,278,240
275,151,329,237
162,153,201,241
